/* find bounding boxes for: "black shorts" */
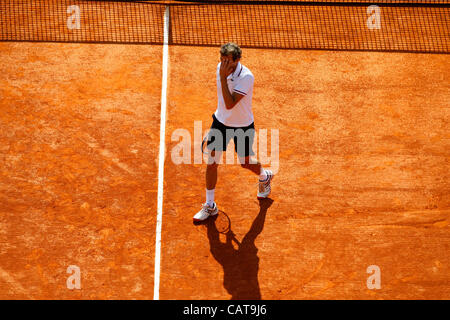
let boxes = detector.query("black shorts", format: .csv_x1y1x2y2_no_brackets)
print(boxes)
206,114,255,158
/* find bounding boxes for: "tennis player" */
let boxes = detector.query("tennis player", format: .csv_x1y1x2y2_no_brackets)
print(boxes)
194,43,274,222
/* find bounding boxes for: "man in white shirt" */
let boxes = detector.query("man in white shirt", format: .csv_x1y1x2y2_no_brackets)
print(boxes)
194,43,274,222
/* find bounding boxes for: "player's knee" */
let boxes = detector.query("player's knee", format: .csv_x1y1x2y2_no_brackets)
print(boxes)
206,155,220,167
207,161,219,169
239,156,254,167
240,161,250,168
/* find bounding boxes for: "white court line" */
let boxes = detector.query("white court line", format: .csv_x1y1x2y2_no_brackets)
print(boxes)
154,6,169,300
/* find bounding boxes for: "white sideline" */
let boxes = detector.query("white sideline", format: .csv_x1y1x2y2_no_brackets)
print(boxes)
153,6,169,300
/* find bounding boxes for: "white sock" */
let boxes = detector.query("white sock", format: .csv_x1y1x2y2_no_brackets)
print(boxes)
206,189,215,207
259,167,267,181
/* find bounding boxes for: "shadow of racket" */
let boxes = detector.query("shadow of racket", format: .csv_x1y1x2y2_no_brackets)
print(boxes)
193,209,231,234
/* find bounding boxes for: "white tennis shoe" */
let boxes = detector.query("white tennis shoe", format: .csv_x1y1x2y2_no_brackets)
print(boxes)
193,202,219,222
257,170,274,199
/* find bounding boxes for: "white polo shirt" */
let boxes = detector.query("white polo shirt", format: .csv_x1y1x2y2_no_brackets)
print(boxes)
215,62,255,127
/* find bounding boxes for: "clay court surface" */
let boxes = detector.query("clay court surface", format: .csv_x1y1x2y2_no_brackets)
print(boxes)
0,42,449,299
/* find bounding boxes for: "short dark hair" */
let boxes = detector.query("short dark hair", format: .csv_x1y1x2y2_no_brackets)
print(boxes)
220,42,242,61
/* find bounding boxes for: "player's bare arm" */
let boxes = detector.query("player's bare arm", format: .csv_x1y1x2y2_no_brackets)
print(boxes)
220,58,245,109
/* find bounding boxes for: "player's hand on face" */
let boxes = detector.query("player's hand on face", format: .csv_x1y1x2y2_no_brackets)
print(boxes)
220,57,234,79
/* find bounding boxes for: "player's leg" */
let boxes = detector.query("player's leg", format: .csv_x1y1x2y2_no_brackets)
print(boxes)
205,150,220,205
204,119,232,205
194,151,222,222
206,161,218,191
239,155,261,174
234,125,266,177
235,125,274,199
194,116,227,222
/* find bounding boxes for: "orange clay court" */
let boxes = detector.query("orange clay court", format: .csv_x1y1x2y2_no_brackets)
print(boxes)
0,2,450,300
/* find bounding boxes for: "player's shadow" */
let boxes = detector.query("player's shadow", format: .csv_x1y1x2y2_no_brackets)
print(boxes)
205,198,274,300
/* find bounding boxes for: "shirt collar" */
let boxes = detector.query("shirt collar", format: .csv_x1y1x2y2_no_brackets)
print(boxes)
227,62,242,80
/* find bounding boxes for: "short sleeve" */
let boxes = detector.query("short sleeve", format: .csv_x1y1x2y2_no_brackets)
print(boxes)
233,74,254,96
